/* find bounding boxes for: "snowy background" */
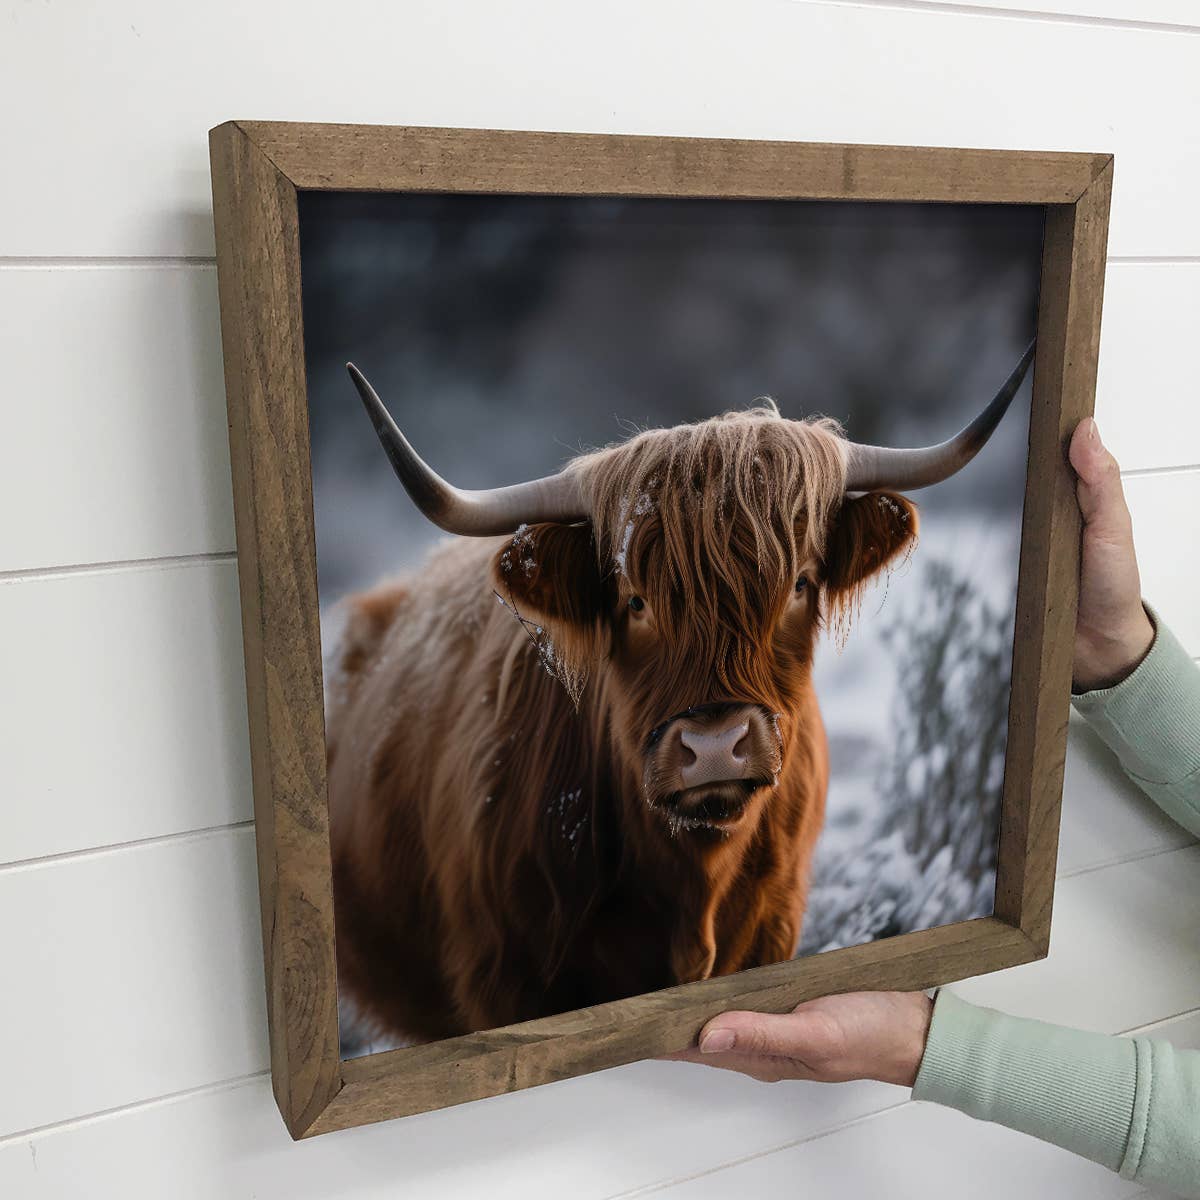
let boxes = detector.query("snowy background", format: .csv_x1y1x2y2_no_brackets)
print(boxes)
298,191,1043,970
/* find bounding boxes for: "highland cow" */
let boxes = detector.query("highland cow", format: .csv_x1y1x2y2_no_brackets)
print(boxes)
327,346,1033,1045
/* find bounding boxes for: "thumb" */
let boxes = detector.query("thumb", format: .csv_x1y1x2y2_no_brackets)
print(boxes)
698,1009,816,1057
1068,418,1131,535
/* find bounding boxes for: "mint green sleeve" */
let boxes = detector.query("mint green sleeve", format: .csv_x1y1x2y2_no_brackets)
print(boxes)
1070,602,1200,837
911,606,1200,1196
913,991,1200,1196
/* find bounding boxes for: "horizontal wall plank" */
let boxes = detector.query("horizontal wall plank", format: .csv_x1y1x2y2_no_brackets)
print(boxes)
1096,263,1200,472
0,266,234,572
0,560,251,865
1057,715,1195,879
1,1,1197,257
0,261,1191,574
8,557,1182,872
0,1068,906,1200
0,488,1188,873
1124,470,1200,656
652,1099,1142,1198
0,829,267,1137
952,844,1200,1033
898,0,1199,28
3,850,1195,1196
1126,1006,1200,1044
4,825,1189,1146
0,820,908,1180
3,0,1197,1197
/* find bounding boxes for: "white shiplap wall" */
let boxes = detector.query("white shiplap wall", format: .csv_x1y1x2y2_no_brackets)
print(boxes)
1,2,1197,1196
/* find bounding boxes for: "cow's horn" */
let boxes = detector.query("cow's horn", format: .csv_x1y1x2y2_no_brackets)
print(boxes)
346,363,587,535
842,340,1036,493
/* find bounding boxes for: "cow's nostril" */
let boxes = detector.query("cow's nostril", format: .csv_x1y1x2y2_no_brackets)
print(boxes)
680,743,697,768
732,727,752,762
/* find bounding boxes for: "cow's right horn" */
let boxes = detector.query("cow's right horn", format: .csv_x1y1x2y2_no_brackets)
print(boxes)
346,363,587,536
842,340,1036,493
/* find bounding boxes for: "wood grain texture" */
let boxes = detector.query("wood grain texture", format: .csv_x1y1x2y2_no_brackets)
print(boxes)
208,120,1110,1138
238,120,1109,204
208,121,342,1138
313,918,1035,1136
993,161,1114,951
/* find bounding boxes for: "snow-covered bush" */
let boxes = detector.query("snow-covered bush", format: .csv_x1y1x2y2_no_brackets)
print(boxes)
798,558,1014,955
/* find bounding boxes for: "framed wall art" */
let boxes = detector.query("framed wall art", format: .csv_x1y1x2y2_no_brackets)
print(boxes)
209,121,1112,1138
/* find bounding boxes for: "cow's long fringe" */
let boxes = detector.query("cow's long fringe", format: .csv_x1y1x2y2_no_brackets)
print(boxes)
568,404,849,658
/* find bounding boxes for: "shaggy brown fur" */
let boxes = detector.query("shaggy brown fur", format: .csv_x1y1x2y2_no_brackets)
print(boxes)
327,405,918,1043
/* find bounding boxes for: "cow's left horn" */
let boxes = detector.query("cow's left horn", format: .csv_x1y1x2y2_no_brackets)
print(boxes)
346,363,587,535
842,340,1036,493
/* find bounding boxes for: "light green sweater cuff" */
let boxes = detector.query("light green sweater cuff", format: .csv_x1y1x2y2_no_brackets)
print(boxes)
1070,603,1200,833
912,989,1137,1173
913,990,1200,1195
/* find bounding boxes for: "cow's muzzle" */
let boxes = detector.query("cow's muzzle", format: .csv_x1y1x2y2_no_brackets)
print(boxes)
644,702,781,825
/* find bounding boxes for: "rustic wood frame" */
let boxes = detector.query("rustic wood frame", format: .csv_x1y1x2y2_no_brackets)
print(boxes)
208,121,1112,1140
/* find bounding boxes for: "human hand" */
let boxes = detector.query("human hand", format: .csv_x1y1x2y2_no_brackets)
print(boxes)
664,991,934,1088
1068,418,1155,692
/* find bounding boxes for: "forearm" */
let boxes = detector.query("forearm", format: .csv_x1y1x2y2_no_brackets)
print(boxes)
1072,603,1200,836
913,990,1135,1172
913,989,1200,1196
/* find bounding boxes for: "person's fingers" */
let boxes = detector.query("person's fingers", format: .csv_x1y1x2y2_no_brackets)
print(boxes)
697,1007,840,1064
663,1044,816,1082
1068,418,1132,537
1066,416,1153,690
664,993,932,1086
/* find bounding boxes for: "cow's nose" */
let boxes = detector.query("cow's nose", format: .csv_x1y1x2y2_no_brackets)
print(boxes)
678,718,752,788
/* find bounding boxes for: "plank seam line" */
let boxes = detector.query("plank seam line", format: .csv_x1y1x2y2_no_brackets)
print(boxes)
0,820,255,876
0,255,1197,269
600,1098,913,1199
606,999,1200,1197
4,1010,1195,1155
1121,464,1200,479
1058,840,1197,882
0,472,1191,581
0,551,236,585
0,921,1194,1154
0,1070,270,1149
1109,256,1200,265
0,257,215,269
798,0,1200,35
1120,1004,1200,1037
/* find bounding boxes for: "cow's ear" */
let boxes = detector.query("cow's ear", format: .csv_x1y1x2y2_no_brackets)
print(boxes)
490,522,610,700
824,492,918,600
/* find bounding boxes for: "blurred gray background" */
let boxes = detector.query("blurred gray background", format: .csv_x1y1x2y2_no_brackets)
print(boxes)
298,191,1043,960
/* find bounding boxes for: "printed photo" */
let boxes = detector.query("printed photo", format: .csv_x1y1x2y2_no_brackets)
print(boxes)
296,192,1043,1056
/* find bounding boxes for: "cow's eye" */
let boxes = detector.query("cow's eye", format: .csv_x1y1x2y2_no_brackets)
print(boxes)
628,595,645,613
794,575,809,594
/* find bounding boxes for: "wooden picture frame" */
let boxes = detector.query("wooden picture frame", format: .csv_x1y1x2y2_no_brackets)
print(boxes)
208,121,1112,1139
